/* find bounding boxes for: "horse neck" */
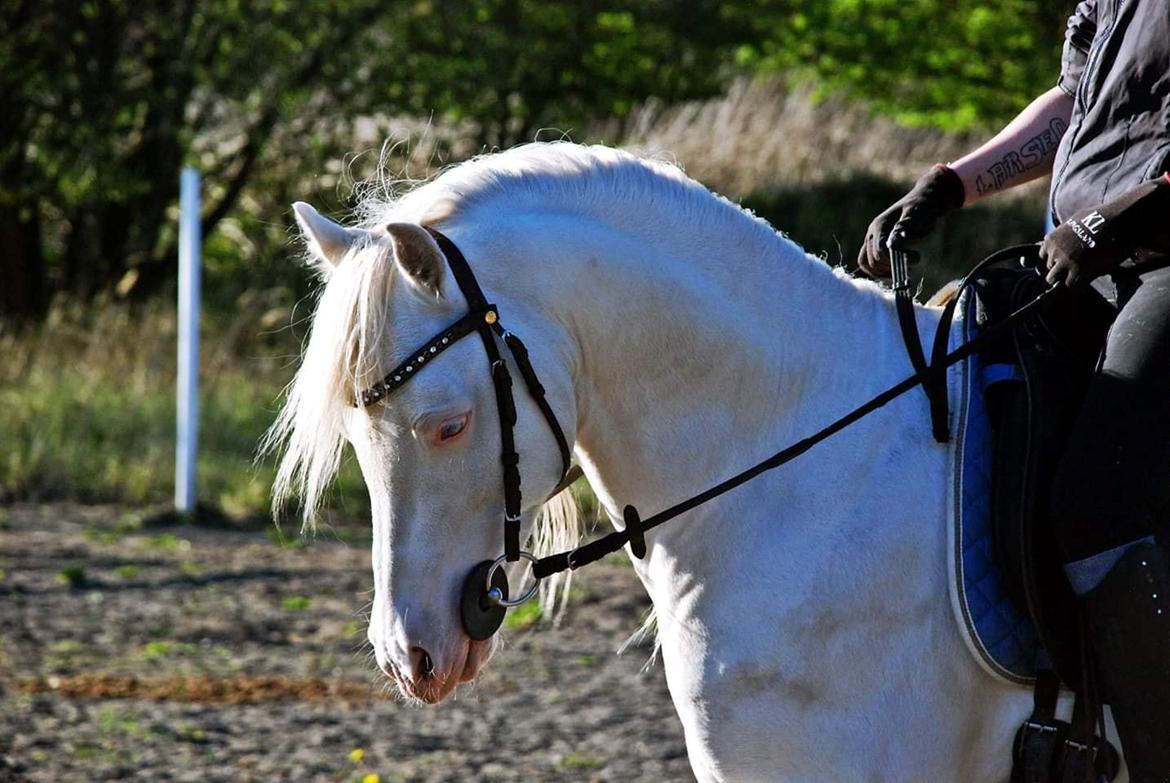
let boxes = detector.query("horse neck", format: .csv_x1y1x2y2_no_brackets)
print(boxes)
474,208,945,538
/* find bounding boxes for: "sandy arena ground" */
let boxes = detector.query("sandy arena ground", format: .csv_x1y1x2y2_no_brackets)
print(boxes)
0,504,691,782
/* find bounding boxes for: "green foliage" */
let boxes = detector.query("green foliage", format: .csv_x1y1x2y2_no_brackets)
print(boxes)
281,595,312,611
146,534,191,551
56,564,88,588
114,564,141,579
95,704,144,737
558,753,604,770
267,525,309,550
384,0,752,147
503,600,544,630
0,0,763,323
140,640,199,661
737,1,1071,130
1,0,399,318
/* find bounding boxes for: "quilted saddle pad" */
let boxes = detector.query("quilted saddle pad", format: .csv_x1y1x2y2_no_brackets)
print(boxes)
947,289,1041,685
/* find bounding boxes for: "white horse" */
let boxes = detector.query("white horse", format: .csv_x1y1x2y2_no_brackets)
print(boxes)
267,142,1071,781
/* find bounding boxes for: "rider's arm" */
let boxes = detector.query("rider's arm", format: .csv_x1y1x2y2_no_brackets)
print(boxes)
948,0,1095,205
857,89,1073,275
857,1,1097,277
947,87,1075,206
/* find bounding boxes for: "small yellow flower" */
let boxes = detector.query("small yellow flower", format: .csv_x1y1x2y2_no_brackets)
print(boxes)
349,748,365,764
361,774,380,783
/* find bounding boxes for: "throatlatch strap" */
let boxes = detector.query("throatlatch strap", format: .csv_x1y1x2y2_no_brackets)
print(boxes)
427,228,570,480
500,329,572,479
356,225,571,575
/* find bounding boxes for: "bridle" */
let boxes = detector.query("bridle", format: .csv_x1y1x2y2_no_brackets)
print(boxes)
356,227,573,641
359,228,1061,643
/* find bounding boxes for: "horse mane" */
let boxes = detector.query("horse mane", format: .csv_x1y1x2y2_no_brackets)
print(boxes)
264,142,884,615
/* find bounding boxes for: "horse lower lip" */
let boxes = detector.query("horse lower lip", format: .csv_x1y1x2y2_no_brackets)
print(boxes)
460,639,490,682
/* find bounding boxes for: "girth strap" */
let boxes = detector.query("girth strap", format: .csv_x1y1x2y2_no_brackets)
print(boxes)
1057,617,1119,783
1012,669,1068,783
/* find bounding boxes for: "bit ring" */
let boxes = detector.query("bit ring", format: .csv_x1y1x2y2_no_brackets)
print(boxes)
484,551,540,607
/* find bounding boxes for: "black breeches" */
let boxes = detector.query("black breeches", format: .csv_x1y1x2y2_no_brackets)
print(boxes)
1052,264,1170,561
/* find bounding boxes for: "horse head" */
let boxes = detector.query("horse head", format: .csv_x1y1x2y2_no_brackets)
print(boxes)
270,203,577,704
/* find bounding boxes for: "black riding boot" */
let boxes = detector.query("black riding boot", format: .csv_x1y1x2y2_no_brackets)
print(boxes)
1080,541,1170,782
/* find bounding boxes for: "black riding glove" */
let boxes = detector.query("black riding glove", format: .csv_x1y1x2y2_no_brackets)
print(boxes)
858,164,966,277
1043,174,1170,287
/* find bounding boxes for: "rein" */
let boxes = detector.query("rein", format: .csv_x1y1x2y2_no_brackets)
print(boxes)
530,243,1057,580
359,232,1057,640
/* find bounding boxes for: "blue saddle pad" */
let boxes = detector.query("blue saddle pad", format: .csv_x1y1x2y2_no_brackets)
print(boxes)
948,290,1040,685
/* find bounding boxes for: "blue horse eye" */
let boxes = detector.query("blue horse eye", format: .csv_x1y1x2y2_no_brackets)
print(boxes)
439,418,466,440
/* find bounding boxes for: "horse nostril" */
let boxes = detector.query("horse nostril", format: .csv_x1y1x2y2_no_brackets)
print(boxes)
409,645,434,680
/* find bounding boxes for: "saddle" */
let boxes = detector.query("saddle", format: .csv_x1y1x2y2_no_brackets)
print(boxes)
957,258,1121,781
970,260,1114,687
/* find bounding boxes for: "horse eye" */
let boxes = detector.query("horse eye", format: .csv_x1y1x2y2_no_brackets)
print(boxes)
438,416,467,442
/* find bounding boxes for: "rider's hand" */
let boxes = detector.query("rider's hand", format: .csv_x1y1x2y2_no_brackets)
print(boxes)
1042,175,1170,287
858,165,966,278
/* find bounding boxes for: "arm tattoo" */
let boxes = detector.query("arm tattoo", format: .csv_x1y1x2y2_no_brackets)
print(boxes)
974,118,1069,195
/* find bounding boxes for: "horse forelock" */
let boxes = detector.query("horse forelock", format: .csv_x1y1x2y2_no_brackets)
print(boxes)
264,234,399,528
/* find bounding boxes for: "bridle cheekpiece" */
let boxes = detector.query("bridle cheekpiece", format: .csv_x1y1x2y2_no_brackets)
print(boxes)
356,227,572,641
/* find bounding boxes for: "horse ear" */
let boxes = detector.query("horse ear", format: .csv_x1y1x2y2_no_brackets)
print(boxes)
385,223,448,298
292,202,366,270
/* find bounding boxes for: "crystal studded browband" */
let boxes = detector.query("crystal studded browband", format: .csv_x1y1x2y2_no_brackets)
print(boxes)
356,306,499,407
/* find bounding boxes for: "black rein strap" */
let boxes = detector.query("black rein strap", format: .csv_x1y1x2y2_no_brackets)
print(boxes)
891,242,952,443
533,244,1053,580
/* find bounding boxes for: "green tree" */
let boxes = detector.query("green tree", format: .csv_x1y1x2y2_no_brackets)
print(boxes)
0,0,761,323
0,0,392,321
737,0,1071,131
381,0,753,148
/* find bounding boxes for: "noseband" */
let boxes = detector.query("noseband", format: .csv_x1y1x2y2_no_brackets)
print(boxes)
356,228,572,640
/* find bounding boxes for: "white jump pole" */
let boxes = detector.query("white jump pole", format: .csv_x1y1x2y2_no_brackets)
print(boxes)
175,167,202,514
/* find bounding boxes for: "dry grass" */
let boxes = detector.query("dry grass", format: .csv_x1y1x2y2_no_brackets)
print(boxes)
15,673,385,704
599,76,1047,203
1,79,1048,512
295,76,1045,203
601,76,1049,286
0,294,364,517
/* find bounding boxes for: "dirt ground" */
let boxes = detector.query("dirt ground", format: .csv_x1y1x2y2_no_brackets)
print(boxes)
0,504,691,782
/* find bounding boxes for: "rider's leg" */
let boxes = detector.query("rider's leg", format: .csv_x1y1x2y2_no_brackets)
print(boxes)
1051,264,1170,781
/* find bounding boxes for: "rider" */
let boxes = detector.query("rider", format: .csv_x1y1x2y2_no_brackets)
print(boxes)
858,1,1170,778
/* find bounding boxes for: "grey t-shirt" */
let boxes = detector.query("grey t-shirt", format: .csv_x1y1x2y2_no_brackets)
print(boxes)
1050,0,1170,223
